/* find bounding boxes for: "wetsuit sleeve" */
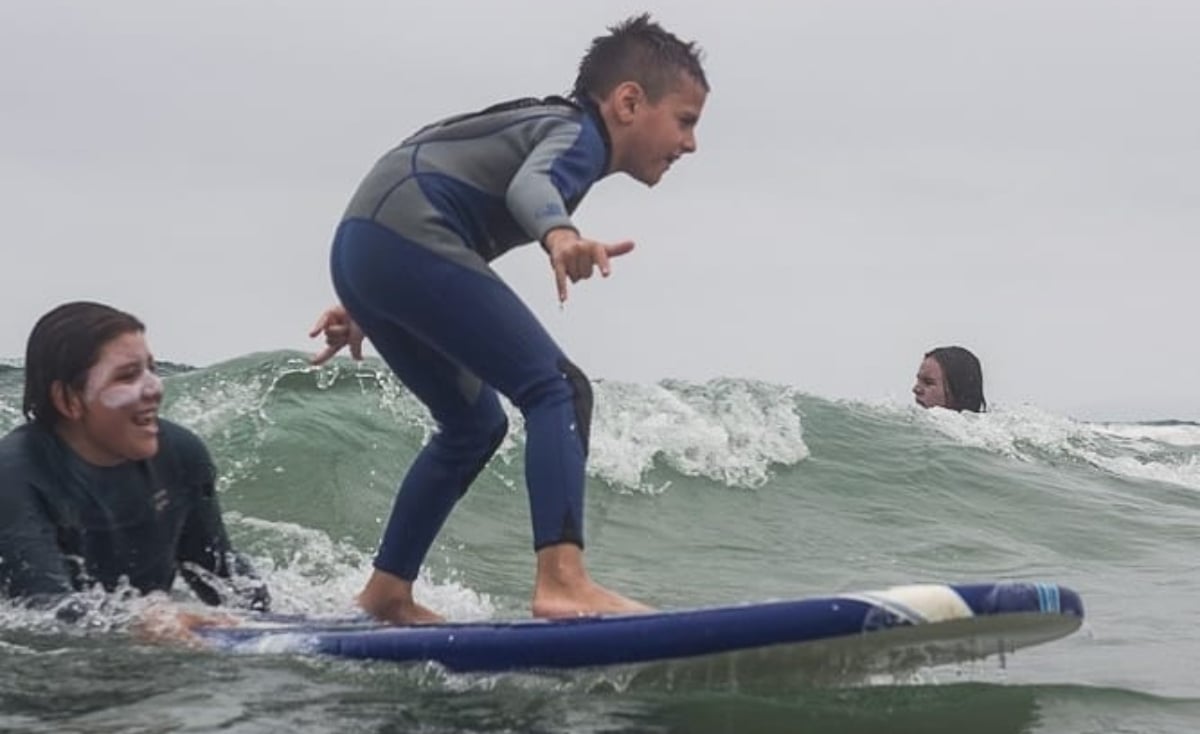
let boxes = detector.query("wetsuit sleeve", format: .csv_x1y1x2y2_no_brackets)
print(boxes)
172,430,271,611
506,118,605,243
0,478,74,602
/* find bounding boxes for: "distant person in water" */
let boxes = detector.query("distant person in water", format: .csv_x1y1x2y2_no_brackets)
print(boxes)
0,302,268,632
912,346,987,413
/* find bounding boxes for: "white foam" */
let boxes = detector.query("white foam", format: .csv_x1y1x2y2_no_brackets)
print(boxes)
1091,422,1200,447
0,401,21,433
579,379,809,492
0,515,495,643
909,402,1200,492
226,514,495,622
481,379,810,493
271,363,810,493
1086,452,1200,491
0,582,209,638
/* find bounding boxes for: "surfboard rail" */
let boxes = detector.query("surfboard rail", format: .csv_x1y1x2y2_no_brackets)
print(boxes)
197,581,1084,681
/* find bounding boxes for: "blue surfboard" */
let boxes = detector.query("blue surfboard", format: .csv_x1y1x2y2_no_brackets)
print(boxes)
198,581,1083,685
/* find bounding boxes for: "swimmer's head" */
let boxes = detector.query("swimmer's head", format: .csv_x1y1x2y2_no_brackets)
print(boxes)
23,301,163,464
913,346,987,413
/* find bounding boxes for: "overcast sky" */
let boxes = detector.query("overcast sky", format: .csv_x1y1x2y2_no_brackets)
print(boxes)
1,0,1196,421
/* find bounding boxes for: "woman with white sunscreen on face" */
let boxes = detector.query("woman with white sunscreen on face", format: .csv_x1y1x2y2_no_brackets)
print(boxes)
0,302,269,640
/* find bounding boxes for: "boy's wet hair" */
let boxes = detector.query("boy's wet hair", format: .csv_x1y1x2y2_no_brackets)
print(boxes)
926,346,987,413
574,13,708,103
22,301,145,428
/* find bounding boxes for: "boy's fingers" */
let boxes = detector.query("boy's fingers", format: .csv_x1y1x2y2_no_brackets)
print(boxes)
595,246,612,277
606,240,635,259
308,314,330,338
311,344,340,366
554,259,569,302
574,252,592,280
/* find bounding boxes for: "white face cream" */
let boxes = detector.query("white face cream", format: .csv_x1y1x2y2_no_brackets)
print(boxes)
83,346,163,410
93,370,163,409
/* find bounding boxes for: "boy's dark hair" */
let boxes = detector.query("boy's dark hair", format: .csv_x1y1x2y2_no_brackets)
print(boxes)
574,13,708,103
23,301,145,428
926,346,987,413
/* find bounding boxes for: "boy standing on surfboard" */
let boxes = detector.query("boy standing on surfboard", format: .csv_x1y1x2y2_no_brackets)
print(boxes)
308,14,709,624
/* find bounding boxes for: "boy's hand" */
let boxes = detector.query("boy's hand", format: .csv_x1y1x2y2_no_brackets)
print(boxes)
309,304,365,365
544,228,635,303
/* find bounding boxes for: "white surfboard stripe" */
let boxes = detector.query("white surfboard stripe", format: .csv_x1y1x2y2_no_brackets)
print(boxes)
842,584,974,625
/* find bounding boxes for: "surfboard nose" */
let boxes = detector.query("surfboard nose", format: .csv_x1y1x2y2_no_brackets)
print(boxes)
956,582,1085,618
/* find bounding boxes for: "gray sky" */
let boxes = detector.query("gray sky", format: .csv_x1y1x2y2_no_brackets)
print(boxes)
2,0,1197,421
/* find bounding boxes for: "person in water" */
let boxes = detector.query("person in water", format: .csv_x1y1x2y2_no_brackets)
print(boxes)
308,14,708,623
0,301,269,627
913,346,987,413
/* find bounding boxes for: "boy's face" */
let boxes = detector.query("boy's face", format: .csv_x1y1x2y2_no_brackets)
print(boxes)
622,73,707,186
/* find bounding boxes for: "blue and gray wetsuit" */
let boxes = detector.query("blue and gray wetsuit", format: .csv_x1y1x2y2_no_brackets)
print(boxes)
330,95,613,580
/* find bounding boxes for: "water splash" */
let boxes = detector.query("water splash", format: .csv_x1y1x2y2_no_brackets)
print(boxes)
908,403,1200,492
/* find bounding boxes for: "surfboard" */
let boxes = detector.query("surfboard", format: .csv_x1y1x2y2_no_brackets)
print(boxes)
198,581,1083,686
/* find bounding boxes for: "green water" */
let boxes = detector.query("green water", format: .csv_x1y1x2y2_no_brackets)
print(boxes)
2,353,1199,732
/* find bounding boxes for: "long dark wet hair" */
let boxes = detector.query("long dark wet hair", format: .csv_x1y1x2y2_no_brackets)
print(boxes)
22,301,145,428
926,346,987,413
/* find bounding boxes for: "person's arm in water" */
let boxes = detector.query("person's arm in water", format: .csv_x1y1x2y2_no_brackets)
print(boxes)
172,429,271,612
177,502,271,613
0,474,80,615
0,441,244,640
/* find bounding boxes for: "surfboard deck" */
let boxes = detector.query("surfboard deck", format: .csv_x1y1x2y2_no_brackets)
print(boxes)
197,582,1083,684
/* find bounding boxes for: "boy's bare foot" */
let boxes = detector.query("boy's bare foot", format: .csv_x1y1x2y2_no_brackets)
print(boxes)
530,543,654,619
357,569,445,625
532,580,654,619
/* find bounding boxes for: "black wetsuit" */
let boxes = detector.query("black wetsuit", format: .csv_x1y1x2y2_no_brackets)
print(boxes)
0,419,269,613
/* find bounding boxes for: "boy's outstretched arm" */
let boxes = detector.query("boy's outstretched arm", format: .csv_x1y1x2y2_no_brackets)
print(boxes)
502,120,633,303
